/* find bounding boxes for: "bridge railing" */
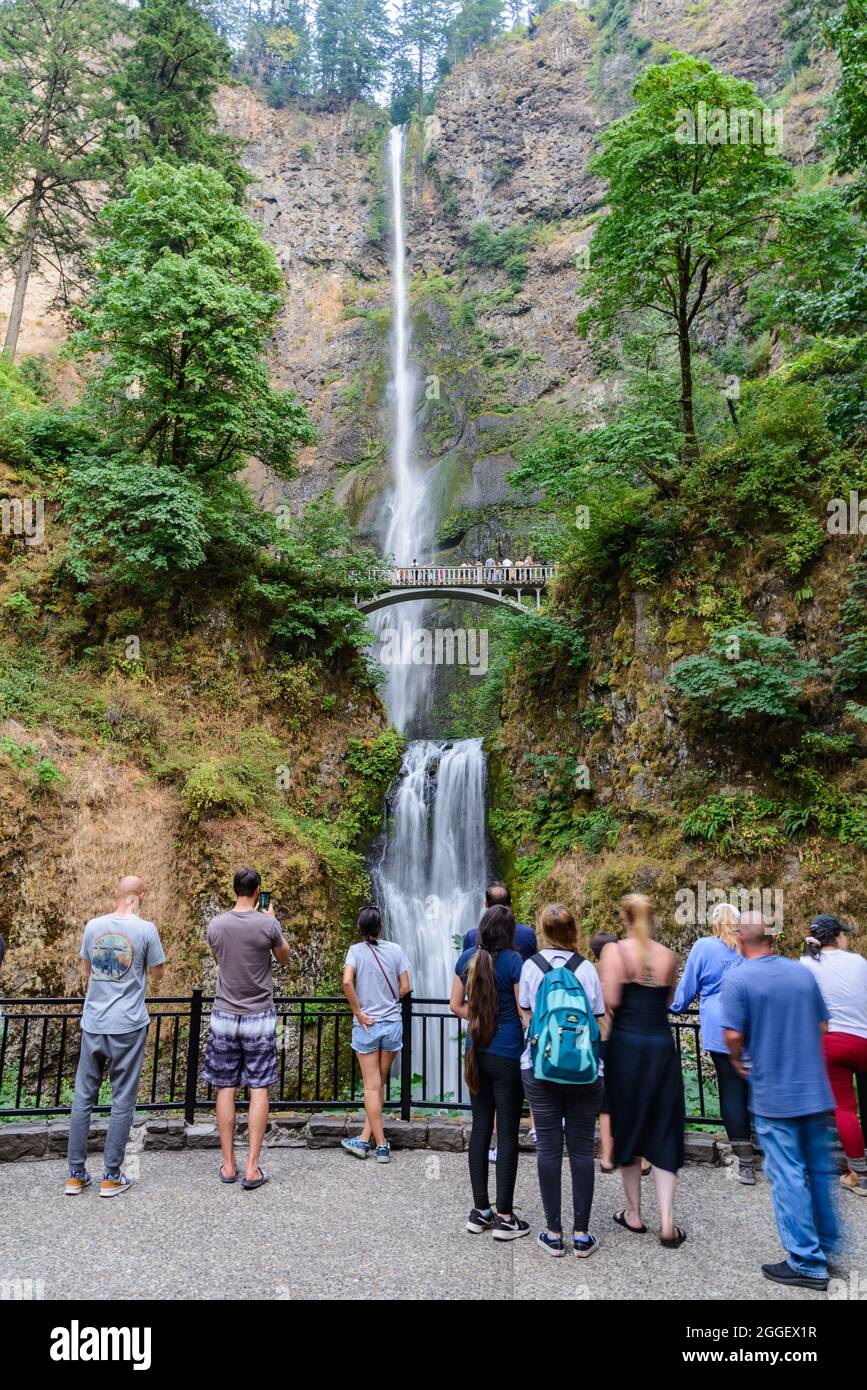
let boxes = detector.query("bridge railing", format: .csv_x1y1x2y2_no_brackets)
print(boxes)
0,993,720,1125
384,564,556,586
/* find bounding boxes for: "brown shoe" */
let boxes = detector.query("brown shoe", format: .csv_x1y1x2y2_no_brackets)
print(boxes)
99,1173,133,1198
64,1172,92,1196
840,1171,867,1197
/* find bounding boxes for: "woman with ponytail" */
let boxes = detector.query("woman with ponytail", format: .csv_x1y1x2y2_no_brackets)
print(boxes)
799,914,867,1197
450,905,529,1241
671,902,756,1183
599,893,686,1247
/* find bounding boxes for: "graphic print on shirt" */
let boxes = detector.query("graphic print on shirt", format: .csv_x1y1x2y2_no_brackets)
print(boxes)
90,932,134,981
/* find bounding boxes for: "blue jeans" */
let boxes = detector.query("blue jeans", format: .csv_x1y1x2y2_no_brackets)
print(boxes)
753,1112,840,1278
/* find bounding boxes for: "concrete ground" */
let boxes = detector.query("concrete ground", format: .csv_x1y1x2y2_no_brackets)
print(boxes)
1,1149,864,1301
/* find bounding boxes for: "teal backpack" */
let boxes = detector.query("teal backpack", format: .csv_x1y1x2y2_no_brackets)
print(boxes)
528,952,601,1085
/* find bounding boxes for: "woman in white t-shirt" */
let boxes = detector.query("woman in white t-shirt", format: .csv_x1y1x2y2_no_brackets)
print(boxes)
518,903,606,1258
341,907,410,1165
800,914,867,1197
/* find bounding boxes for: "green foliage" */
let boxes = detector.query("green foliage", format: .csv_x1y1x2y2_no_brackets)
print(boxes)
342,729,405,833
669,623,822,722
0,736,64,798
748,190,866,339
832,556,867,692
579,54,793,455
110,0,247,197
681,794,786,856
466,221,531,285
479,607,588,721
181,760,255,821
823,0,867,216
247,500,387,657
65,159,315,589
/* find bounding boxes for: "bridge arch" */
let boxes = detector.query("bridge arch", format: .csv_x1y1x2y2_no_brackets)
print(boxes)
356,586,530,615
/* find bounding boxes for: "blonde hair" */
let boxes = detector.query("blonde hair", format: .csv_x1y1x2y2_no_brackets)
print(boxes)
620,892,654,971
710,901,741,952
539,903,578,952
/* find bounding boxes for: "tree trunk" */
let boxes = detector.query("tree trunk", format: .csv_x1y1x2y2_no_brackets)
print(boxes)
3,181,43,360
677,313,699,463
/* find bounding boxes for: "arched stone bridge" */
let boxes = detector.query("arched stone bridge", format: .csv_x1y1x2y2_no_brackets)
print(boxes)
354,564,557,615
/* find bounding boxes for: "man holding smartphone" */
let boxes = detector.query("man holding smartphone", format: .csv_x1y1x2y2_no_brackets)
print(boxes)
204,867,290,1190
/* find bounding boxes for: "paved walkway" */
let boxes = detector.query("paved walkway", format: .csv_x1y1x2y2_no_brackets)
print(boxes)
2,1150,864,1300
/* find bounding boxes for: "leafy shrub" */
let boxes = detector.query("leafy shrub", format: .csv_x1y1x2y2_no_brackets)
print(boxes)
181,761,255,822
681,794,785,856
467,221,532,286
668,623,822,722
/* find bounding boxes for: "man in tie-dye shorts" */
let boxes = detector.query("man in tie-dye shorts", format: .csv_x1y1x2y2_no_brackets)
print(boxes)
204,868,290,1190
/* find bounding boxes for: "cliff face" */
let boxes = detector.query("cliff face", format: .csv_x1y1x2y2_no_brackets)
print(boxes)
227,2,835,555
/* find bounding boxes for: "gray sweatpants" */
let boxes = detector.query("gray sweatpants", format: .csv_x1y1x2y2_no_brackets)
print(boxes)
68,1026,149,1176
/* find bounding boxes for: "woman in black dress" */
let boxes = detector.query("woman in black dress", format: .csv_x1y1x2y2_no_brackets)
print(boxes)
599,893,686,1247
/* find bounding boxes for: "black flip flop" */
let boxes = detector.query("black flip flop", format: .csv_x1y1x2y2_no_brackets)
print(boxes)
641,1163,652,1177
241,1166,270,1191
600,1163,616,1174
613,1209,647,1234
660,1226,687,1249
219,1164,239,1184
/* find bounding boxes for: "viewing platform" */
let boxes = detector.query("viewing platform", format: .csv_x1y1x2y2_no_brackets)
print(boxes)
355,563,557,615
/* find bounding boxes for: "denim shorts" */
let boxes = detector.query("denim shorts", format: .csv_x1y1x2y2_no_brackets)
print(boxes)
203,1007,278,1089
352,1018,403,1054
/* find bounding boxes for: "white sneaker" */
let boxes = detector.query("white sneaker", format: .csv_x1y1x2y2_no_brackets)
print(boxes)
488,1145,498,1163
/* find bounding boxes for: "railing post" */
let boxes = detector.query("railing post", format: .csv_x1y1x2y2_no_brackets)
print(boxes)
400,992,412,1122
184,988,203,1125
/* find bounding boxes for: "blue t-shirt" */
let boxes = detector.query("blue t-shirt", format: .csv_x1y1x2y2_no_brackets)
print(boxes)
455,946,524,1059
671,936,744,1054
720,954,833,1119
462,922,538,962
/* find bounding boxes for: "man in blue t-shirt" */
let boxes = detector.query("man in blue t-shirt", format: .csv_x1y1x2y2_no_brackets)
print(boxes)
462,883,537,960
721,913,837,1291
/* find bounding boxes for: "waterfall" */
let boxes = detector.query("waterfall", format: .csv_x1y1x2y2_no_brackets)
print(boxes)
370,129,492,1103
372,740,489,1101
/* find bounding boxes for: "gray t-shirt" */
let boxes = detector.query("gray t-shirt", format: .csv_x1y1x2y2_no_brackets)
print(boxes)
80,913,165,1035
207,910,284,1015
345,940,409,1022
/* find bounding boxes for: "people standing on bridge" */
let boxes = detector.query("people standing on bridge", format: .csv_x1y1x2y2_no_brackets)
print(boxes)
799,914,867,1198
670,903,756,1184
721,912,839,1290
451,905,529,1241
342,907,410,1164
599,894,686,1246
519,905,605,1258
203,868,290,1191
66,876,165,1198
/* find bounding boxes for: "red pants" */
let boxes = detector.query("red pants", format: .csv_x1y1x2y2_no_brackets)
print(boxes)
823,1031,867,1160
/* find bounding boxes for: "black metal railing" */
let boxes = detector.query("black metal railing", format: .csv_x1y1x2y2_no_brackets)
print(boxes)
0,992,721,1124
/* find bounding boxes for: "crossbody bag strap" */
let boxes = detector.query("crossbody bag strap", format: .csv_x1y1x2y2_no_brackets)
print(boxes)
366,941,398,1000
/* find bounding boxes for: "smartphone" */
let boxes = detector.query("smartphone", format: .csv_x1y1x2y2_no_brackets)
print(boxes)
259,890,271,912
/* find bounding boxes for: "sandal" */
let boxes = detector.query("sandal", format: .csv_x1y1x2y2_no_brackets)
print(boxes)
613,1208,647,1234
660,1226,687,1249
641,1162,652,1177
241,1166,270,1191
600,1163,616,1174
219,1164,238,1184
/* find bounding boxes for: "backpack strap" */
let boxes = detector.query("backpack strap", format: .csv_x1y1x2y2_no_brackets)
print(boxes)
564,952,585,972
532,951,585,975
531,951,553,975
